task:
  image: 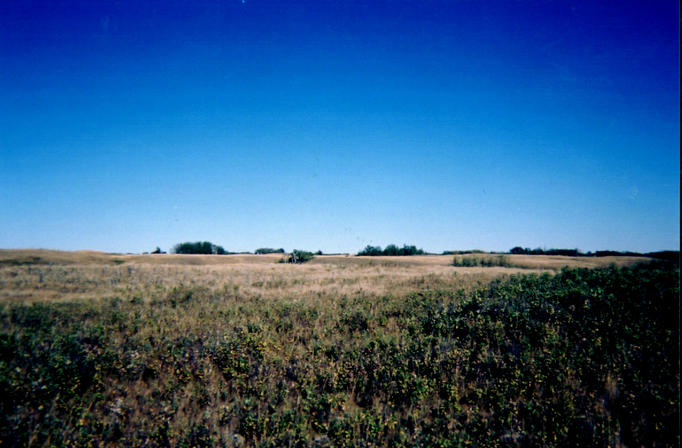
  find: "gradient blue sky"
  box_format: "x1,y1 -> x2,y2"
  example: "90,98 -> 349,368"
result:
1,0 -> 679,253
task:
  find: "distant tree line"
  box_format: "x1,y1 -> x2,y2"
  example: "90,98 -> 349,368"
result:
510,247 -> 582,257
357,244 -> 425,256
442,250 -> 486,255
173,241 -> 228,255
509,247 -> 679,263
161,242 -> 677,265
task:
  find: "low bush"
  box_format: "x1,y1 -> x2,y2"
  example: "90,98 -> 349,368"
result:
453,254 -> 513,267
358,244 -> 425,256
279,250 -> 315,264
255,248 -> 285,254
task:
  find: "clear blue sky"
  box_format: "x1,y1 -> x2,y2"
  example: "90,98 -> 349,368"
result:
1,0 -> 679,254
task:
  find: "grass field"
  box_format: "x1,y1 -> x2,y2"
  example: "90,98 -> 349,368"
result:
0,250 -> 677,447
0,250 -> 648,304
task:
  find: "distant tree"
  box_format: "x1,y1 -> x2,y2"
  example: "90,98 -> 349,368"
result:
151,247 -> 165,254
384,244 -> 399,256
400,245 -> 424,256
173,241 -> 227,255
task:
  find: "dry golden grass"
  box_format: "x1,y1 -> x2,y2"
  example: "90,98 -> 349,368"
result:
0,249 -> 648,304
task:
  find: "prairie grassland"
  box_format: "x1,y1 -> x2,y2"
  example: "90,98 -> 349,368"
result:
0,250 -> 647,304
0,250 -> 676,447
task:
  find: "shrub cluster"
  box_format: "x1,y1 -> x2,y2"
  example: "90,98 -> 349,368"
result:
279,250 -> 315,264
452,254 -> 513,267
173,241 -> 228,255
255,248 -> 285,254
510,247 -> 581,256
358,244 -> 425,256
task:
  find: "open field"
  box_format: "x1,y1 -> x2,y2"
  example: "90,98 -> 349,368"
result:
0,250 -> 650,304
0,250 -> 677,447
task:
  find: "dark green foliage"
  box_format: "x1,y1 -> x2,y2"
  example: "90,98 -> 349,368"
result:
280,250 -> 315,264
173,241 -> 227,255
510,247 -> 680,264
453,254 -> 513,267
443,249 -> 486,255
1,263 -> 677,446
151,247 -> 165,254
510,247 -> 581,256
594,250 -> 679,263
358,245 -> 383,256
255,248 -> 285,254
358,244 -> 425,256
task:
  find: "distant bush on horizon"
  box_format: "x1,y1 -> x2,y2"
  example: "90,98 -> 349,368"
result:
279,250 -> 315,264
509,247 -> 679,264
453,254 -> 513,267
510,247 -> 582,256
442,249 -> 487,255
255,248 -> 285,254
173,241 -> 228,255
358,244 -> 425,256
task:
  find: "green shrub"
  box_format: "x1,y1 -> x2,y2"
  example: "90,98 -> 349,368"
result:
173,241 -> 227,255
255,248 -> 285,254
452,254 -> 512,267
357,244 -> 425,256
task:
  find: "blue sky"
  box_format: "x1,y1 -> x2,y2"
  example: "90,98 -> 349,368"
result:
1,0 -> 679,253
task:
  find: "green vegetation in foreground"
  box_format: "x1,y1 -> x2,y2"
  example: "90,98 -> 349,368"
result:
0,263 -> 678,447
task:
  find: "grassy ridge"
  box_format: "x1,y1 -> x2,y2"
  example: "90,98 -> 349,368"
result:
0,262 -> 678,447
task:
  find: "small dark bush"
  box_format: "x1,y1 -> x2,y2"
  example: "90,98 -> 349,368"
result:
255,248 -> 285,254
453,254 -> 513,267
280,250 -> 315,264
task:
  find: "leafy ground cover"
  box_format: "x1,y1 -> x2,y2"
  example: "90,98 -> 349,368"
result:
0,261 -> 677,447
